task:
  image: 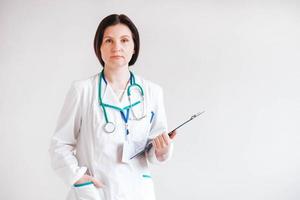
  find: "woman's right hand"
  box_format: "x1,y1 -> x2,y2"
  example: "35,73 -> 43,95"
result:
75,174 -> 105,188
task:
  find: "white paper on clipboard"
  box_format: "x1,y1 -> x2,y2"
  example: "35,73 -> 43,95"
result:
129,111 -> 205,159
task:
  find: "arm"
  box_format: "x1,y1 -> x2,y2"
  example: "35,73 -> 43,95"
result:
146,86 -> 174,164
48,81 -> 87,186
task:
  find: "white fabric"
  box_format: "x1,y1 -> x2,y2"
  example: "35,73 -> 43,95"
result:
49,73 -> 173,200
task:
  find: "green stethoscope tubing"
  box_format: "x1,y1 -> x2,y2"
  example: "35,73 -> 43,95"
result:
98,70 -> 145,133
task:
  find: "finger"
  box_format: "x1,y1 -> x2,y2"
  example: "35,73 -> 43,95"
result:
169,130 -> 177,139
152,140 -> 156,149
169,132 -> 176,139
91,177 -> 105,188
154,138 -> 161,149
74,175 -> 89,185
158,135 -> 165,148
162,133 -> 170,145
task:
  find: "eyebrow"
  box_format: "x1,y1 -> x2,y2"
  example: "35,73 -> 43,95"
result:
103,35 -> 131,39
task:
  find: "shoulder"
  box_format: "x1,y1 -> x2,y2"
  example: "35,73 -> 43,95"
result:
70,73 -> 99,93
134,73 -> 164,96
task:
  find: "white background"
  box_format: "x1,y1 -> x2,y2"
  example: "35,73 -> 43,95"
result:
0,0 -> 300,199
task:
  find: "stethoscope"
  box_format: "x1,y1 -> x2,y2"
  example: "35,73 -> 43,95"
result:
98,70 -> 146,135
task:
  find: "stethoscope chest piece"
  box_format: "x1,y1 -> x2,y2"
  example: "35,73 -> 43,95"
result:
103,122 -> 115,134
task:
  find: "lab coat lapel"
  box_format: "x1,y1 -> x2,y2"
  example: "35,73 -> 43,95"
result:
102,81 -> 123,109
127,75 -> 146,118
101,73 -> 143,111
119,74 -> 143,110
99,78 -> 120,128
104,79 -> 131,109
119,83 -> 131,108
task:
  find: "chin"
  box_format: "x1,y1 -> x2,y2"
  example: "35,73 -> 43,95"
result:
107,62 -> 128,69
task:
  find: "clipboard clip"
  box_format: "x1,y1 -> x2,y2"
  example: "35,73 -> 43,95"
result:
191,111 -> 205,119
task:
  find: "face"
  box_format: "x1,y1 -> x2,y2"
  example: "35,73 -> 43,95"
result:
100,24 -> 135,69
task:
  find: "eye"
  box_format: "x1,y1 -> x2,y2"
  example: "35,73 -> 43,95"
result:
104,39 -> 112,43
121,38 -> 129,43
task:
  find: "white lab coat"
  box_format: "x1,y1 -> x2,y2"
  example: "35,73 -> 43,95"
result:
49,73 -> 173,200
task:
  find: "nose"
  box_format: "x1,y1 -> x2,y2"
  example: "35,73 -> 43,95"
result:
112,41 -> 122,52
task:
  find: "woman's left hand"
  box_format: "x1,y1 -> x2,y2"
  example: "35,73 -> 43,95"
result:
153,131 -> 176,160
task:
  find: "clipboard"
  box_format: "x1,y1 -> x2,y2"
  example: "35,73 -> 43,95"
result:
130,111 -> 205,159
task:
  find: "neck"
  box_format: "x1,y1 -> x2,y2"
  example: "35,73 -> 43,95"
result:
103,66 -> 131,90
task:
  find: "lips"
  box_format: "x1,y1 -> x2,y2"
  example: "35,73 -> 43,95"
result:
110,55 -> 123,59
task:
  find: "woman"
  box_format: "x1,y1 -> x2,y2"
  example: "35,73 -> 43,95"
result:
49,14 -> 176,200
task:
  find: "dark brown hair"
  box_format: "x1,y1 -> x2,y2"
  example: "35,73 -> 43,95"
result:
94,14 -> 140,67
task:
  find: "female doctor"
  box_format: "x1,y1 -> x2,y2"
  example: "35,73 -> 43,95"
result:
49,14 -> 176,200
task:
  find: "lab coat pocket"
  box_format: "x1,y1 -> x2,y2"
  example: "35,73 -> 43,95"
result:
141,174 -> 156,200
73,183 -> 102,200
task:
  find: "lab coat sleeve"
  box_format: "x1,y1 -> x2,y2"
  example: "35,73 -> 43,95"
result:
146,86 -> 174,164
49,81 -> 87,186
